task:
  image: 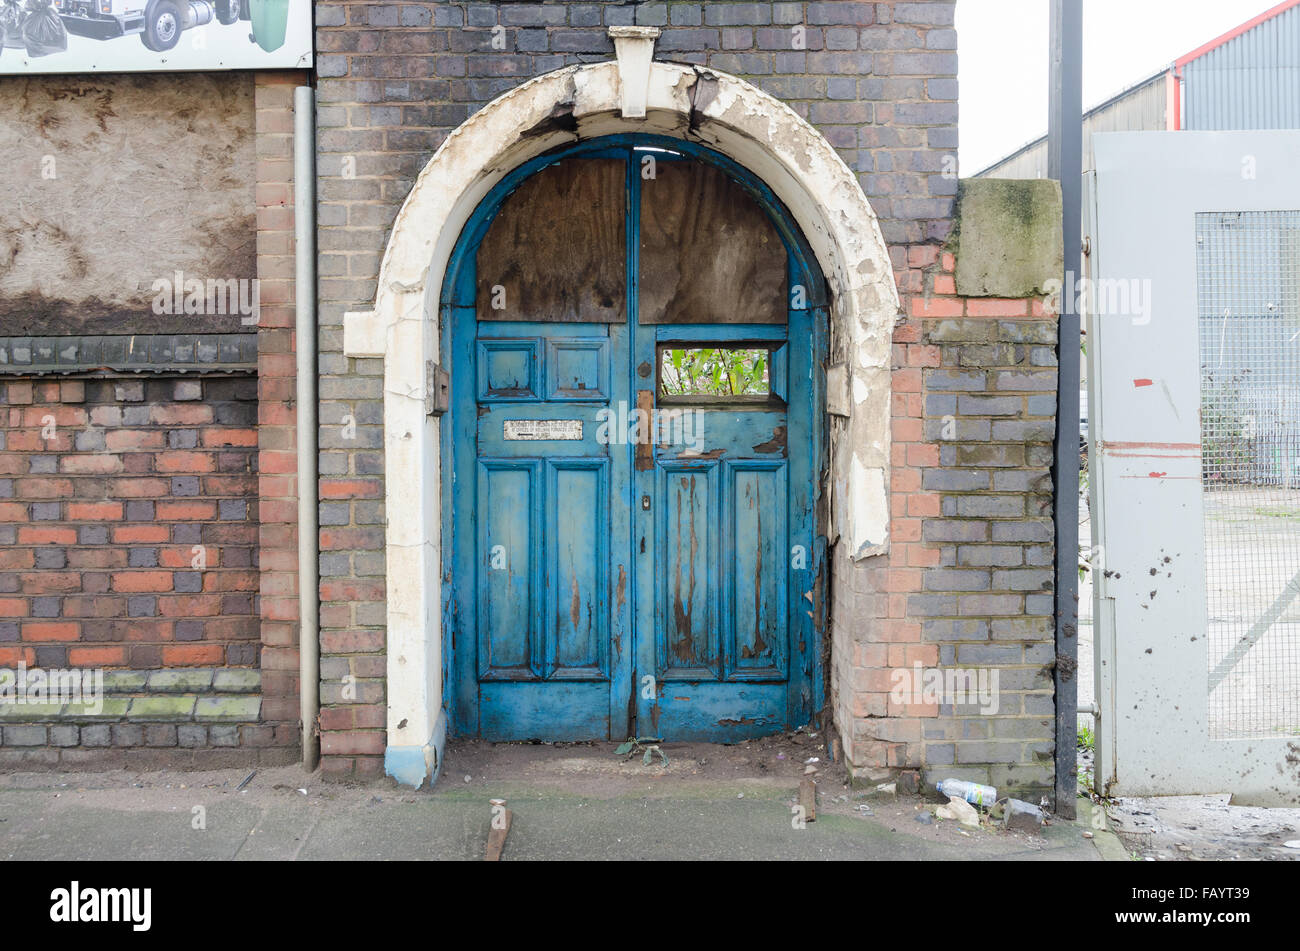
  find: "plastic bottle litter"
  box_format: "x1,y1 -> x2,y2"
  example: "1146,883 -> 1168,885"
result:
935,778 -> 997,807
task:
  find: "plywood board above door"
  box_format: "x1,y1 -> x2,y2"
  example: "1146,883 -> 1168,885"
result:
476,158 -> 627,323
639,160 -> 787,325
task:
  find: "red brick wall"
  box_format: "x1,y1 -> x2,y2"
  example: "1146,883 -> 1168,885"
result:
0,377 -> 259,669
254,72 -> 304,734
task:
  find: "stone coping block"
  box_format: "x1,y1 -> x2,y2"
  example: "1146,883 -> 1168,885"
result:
101,671 -> 148,692
0,333 -> 258,375
950,179 -> 1064,300
147,670 -> 215,693
0,699 -> 129,721
212,670 -> 261,693
127,696 -> 198,720
194,696 -> 262,722
0,694 -> 261,723
102,668 -> 260,695
1,669 -> 262,722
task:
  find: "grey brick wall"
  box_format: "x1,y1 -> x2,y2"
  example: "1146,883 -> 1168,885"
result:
920,314 -> 1058,799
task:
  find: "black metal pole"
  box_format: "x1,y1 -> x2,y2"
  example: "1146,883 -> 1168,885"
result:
1048,0 -> 1083,819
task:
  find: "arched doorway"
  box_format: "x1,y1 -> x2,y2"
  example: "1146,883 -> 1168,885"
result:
342,60 -> 899,786
441,135 -> 828,741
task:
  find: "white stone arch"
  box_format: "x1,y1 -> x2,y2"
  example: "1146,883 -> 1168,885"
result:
343,55 -> 899,788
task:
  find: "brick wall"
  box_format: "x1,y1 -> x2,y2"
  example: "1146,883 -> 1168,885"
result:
832,241 -> 1060,800
0,69 -> 308,768
312,0 -> 1063,798
254,72 -> 305,740
313,0 -> 965,781
0,375 -> 298,767
0,376 -> 259,667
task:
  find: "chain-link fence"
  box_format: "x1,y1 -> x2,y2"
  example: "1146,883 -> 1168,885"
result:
1196,210 -> 1300,740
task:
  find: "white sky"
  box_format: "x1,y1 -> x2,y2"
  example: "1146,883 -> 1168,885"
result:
957,0 -> 1285,173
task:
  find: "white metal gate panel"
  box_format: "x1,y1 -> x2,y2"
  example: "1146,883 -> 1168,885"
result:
1089,131 -> 1300,806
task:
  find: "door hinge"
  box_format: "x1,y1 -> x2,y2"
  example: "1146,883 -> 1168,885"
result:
426,361 -> 450,416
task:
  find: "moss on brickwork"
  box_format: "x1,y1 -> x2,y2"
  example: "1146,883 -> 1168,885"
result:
949,179 -> 1064,299
147,670 -> 215,693
128,697 -> 198,720
195,697 -> 262,721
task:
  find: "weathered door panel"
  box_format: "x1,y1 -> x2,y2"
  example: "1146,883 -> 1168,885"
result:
467,323 -> 621,739
633,322 -> 804,738
656,460 -> 721,680
479,682 -> 611,741
475,459 -> 543,679
546,459 -> 609,679
644,682 -> 790,741
724,460 -> 789,681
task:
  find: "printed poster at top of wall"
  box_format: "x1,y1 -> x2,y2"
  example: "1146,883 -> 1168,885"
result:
0,0 -> 312,74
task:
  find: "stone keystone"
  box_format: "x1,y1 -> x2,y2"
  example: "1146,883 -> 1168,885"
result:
608,26 -> 660,119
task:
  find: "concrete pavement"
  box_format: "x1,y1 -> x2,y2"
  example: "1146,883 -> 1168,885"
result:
0,746 -> 1121,861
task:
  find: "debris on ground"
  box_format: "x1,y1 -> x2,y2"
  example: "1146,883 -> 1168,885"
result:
1105,794 -> 1300,860
935,796 -> 981,829
798,778 -> 817,822
935,777 -> 997,807
484,799 -> 512,862
614,737 -> 670,767
1001,797 -> 1045,834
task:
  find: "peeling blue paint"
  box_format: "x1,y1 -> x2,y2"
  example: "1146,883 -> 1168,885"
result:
384,714 -> 446,788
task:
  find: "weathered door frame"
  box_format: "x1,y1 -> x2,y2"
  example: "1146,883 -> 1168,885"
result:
341,59 -> 900,789
439,134 -> 829,742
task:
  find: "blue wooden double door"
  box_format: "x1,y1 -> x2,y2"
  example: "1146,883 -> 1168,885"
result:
445,138 -> 825,742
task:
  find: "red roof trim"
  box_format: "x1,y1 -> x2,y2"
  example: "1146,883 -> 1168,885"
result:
1175,0 -> 1300,68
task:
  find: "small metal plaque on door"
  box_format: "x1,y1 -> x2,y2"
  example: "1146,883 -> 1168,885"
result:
503,419 -> 583,441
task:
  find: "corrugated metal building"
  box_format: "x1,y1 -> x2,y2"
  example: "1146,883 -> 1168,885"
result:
978,0 -> 1300,178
